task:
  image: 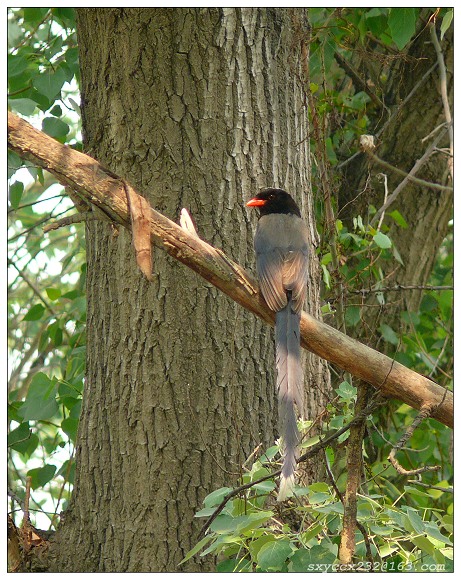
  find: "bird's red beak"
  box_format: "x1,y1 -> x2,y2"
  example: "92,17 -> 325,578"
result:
246,198 -> 267,207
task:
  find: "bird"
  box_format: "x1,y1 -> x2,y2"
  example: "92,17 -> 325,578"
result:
246,188 -> 309,501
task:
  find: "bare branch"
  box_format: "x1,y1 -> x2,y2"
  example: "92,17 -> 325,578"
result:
388,403 -> 441,476
348,284 -> 453,295
7,112 -> 453,429
369,127 -> 451,226
43,211 -> 100,232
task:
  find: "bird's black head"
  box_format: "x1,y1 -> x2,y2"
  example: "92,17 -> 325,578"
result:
246,188 -> 301,217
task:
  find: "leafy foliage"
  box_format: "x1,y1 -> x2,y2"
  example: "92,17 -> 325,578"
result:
8,7 -> 84,529
182,438 -> 453,572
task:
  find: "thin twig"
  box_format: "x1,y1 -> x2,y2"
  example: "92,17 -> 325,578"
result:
23,476 -> 32,526
8,260 -> 56,314
407,480 -> 453,493
376,173 -> 388,231
388,403 -> 441,475
8,488 -> 26,513
348,284 -> 453,295
334,50 -> 384,109
365,145 -> 452,194
370,127 -> 451,226
338,383 -> 370,564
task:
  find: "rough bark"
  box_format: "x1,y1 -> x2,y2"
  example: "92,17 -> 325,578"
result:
48,8 -> 329,572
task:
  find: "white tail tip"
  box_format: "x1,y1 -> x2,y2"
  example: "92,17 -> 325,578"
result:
277,473 -> 295,501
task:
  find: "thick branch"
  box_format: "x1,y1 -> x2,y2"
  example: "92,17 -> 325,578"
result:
8,112 -> 453,428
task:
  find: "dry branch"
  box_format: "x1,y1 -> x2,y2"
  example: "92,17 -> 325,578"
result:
8,111 -> 453,428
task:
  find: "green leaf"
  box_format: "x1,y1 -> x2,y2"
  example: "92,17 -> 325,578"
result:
345,305 -> 361,327
389,209 -> 408,228
8,150 -> 23,179
203,486 -> 233,508
440,9 -> 453,40
253,480 -> 276,493
27,464 -> 57,490
321,264 -> 331,289
424,522 -> 453,545
45,287 -> 61,301
373,231 -> 392,249
33,67 -> 67,101
24,7 -> 49,23
321,252 -> 332,266
8,98 -> 37,115
19,373 -> 59,421
50,104 -> 63,117
336,381 -> 357,401
61,418 -> 79,442
42,117 -> 70,139
379,323 -> 399,345
257,539 -> 292,571
235,511 -> 274,534
288,545 -> 336,571
392,244 -> 404,265
178,535 -> 213,565
216,558 -> 251,572
23,303 -> 45,321
411,534 -> 435,556
405,508 -> 425,534
9,181 -> 24,209
388,8 -> 417,50
8,422 -> 31,447
8,54 -> 29,78
249,533 -> 277,560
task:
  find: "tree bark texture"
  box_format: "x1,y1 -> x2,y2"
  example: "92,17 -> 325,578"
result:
51,8 -> 329,572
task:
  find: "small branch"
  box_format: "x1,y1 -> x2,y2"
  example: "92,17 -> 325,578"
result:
421,121 -> 450,143
43,211 -> 99,232
348,284 -> 453,295
7,112 -> 453,428
376,173 -> 388,231
369,127 -> 452,226
8,260 -> 56,315
338,384 -> 370,565
334,50 -> 384,109
8,487 -> 26,513
366,149 -> 452,193
388,403 -> 441,476
407,480 -> 453,493
429,22 -> 453,181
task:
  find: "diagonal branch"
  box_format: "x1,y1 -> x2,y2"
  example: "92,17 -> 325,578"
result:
7,111 -> 453,429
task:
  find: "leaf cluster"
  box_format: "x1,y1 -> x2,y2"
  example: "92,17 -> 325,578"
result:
184,439 -> 453,572
8,7 -> 84,529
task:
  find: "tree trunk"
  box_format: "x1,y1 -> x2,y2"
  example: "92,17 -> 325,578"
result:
51,8 -> 329,572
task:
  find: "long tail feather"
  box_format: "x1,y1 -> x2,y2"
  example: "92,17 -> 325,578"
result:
275,296 -> 303,501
